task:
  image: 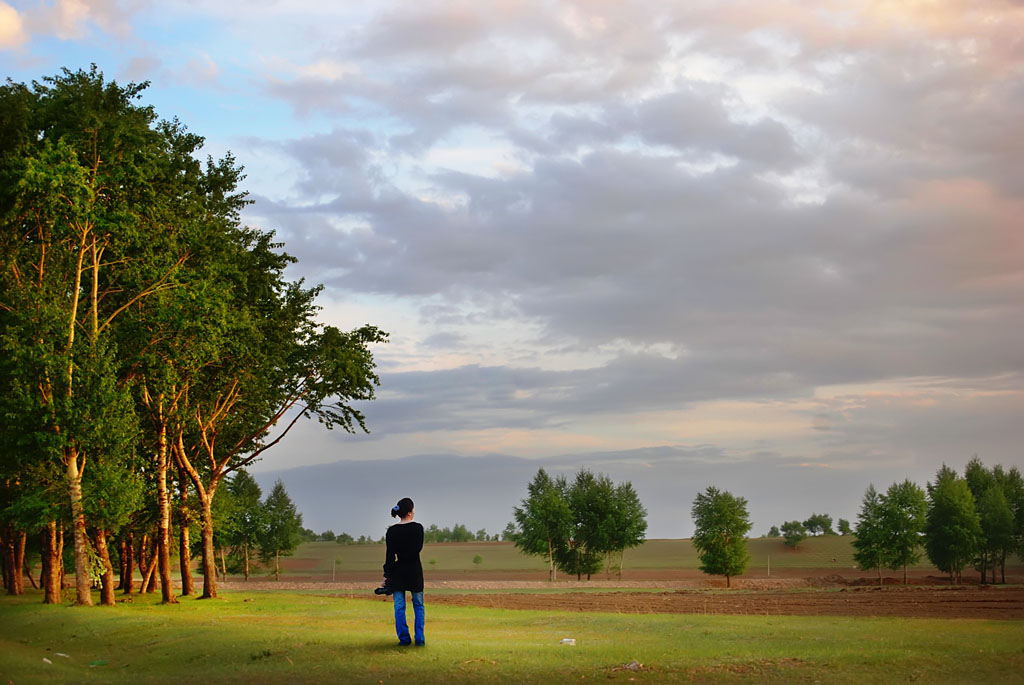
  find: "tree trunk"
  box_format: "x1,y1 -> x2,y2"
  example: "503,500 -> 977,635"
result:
41,522 -> 62,604
274,550 -> 280,581
58,524 -> 66,589
178,479 -> 193,596
14,530 -> 26,595
547,539 -> 555,582
199,494 -> 218,598
140,538 -> 158,593
1,525 -> 13,593
137,533 -> 148,588
24,548 -> 38,590
220,546 -> 227,580
94,529 -> 116,606
66,449 -> 93,605
903,564 -> 907,586
243,542 -> 250,581
122,532 -> 134,595
155,423 -> 178,604
726,574 -> 732,588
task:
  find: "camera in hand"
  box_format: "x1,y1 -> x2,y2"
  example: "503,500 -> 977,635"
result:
373,578 -> 393,595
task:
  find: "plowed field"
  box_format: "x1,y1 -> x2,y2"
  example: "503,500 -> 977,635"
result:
424,585 -> 1024,619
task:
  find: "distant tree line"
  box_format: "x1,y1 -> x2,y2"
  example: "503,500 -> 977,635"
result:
692,457 -> 1023,587
300,524 -> 505,545
512,468 -> 647,580
0,68 -> 385,606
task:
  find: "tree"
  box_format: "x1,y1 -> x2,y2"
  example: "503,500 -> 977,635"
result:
0,68 -> 190,605
691,487 -> 752,588
560,470 -> 613,580
994,466 -> 1024,583
853,485 -> 887,584
803,513 -> 834,536
224,469 -> 264,580
513,469 -> 573,581
976,483 -> 1014,584
501,522 -> 518,541
780,521 -> 807,548
837,518 -> 852,536
259,480 -> 302,581
925,465 -> 981,584
603,481 -> 647,577
766,525 -> 781,538
881,480 -> 927,584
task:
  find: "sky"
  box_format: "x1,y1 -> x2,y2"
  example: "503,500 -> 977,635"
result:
3,0 -> 1022,538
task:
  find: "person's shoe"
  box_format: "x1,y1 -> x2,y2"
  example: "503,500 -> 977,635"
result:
398,640 -> 412,647
415,641 -> 425,647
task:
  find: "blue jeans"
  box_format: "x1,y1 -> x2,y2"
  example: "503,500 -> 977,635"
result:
393,591 -> 425,645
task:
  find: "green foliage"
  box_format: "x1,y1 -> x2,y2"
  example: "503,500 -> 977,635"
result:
690,486 -> 752,585
258,480 -> 303,578
880,480 -> 927,580
766,525 -> 781,538
423,523 -> 476,543
472,554 -> 483,566
837,518 -> 852,536
925,465 -> 981,582
780,520 -> 807,548
514,468 -> 647,580
802,513 -> 835,536
513,469 -> 573,579
853,485 -> 886,576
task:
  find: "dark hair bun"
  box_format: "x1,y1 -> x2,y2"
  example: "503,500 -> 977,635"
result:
392,497 -> 414,518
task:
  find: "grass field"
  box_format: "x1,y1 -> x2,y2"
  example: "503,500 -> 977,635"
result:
281,536 -> 934,579
2,589 -> 1022,683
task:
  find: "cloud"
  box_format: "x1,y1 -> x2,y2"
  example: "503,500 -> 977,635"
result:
24,0 -> 141,41
0,2 -> 27,49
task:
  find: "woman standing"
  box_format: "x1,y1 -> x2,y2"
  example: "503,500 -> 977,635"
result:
383,497 -> 425,646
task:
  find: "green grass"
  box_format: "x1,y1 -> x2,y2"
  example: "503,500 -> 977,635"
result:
2,589 -> 1022,683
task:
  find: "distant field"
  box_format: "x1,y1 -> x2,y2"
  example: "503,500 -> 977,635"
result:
276,536 -> 942,580
3,589 -> 1022,683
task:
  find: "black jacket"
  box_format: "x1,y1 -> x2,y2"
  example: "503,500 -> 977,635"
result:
383,521 -> 424,593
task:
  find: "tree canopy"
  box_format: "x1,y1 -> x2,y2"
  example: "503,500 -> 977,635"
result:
691,486 -> 752,587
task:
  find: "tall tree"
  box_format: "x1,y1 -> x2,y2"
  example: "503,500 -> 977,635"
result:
603,481 -> 648,577
225,470 -> 264,581
513,469 -> 572,581
691,486 -> 752,588
258,480 -> 302,581
925,465 -> 981,584
880,480 -> 927,584
852,484 -> 887,585
0,68 -> 185,604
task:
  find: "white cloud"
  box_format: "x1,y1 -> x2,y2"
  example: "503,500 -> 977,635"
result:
0,2 -> 26,49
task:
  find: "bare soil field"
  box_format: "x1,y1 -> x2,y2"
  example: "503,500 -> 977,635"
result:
222,567 -> 1024,620
424,585 -> 1024,620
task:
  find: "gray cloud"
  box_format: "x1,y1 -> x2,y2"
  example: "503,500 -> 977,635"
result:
235,0 -> 1024,479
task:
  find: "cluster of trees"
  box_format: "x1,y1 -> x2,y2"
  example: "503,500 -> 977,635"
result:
0,68 -> 385,606
767,513 -> 852,548
215,472 -> 304,582
512,468 -> 647,580
854,458 -> 1023,585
